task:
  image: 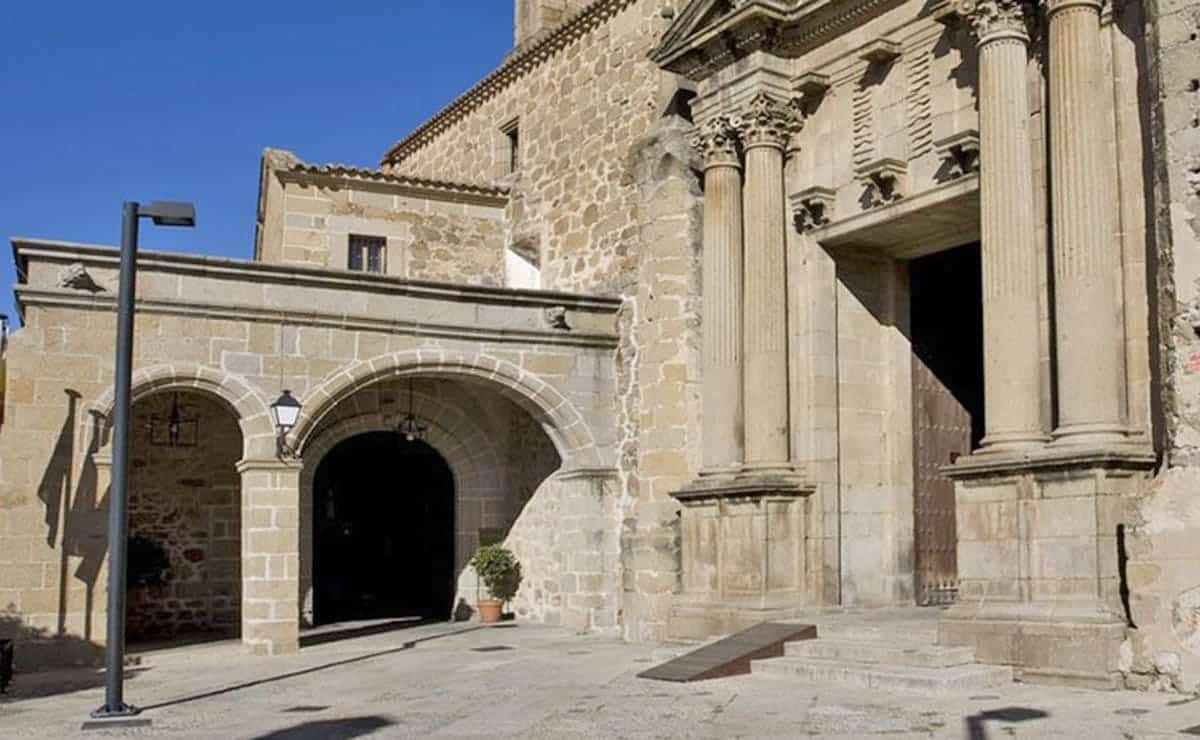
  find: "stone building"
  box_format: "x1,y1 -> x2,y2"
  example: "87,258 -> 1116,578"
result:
1,0 -> 1198,692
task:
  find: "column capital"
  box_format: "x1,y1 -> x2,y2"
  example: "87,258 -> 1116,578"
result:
960,0 -> 1037,43
1043,0 -> 1103,15
690,114 -> 742,169
735,92 -> 804,151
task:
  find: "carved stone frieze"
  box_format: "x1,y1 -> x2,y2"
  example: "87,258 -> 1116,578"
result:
690,114 -> 742,167
959,0 -> 1036,40
735,93 -> 804,149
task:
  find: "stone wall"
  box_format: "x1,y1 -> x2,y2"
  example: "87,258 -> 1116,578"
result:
381,0 -> 701,642
256,150 -> 507,285
127,391 -> 242,642
1124,0 -> 1200,693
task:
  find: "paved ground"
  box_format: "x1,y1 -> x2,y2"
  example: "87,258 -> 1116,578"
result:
1,622 -> 1198,739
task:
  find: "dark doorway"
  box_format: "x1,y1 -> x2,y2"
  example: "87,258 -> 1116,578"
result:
910,242 -> 984,606
312,433 -> 455,625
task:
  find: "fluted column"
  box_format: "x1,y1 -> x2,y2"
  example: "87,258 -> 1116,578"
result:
964,0 -> 1047,450
1046,0 -> 1125,444
737,93 -> 802,472
693,116 -> 745,474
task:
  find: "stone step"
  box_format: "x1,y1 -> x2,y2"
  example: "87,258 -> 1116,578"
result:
784,638 -> 977,668
812,621 -> 940,644
751,656 -> 1013,693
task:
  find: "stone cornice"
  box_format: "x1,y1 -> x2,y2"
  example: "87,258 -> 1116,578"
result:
263,148 -> 507,207
11,239 -> 622,314
380,0 -> 640,167
942,444 -> 1157,479
14,286 -> 620,350
654,0 -> 909,81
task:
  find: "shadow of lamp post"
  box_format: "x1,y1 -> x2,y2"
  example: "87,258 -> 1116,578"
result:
91,201 -> 195,724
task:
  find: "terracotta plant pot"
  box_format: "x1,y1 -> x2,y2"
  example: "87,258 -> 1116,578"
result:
477,599 -> 502,624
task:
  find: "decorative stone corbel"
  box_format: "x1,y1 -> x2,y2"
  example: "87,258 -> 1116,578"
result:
858,38 -> 902,66
57,263 -> 105,293
855,157 -> 907,207
544,306 -> 571,331
790,186 -> 836,232
793,72 -> 831,115
934,129 -> 981,179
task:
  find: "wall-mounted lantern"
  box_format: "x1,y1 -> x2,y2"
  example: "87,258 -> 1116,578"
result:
270,390 -> 302,457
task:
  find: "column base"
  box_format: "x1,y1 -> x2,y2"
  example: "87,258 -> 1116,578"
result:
940,602 -> 1127,689
977,431 -> 1049,453
1050,422 -> 1132,448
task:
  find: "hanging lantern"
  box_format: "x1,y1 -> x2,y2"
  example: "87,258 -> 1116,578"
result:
147,393 -> 198,448
397,379 -> 427,442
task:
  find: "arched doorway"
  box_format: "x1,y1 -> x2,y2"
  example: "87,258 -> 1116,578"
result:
126,390 -> 243,645
312,433 -> 456,625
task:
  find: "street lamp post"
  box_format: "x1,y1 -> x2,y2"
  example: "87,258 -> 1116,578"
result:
92,201 -> 195,722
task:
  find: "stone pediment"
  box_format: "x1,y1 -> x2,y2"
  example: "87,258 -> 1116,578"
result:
653,0 -> 909,81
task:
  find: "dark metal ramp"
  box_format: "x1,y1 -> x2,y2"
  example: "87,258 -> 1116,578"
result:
638,622 -> 817,682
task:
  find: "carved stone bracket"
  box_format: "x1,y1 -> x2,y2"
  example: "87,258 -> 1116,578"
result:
793,72 -> 831,114
858,38 -> 902,66
544,306 -> 571,331
856,157 -> 907,208
790,186 -> 837,232
736,92 -> 805,149
934,129 -> 981,179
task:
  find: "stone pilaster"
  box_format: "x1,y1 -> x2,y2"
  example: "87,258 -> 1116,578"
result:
963,0 -> 1047,450
692,115 -> 745,475
1045,0 -> 1126,445
238,459 -> 301,656
736,93 -> 802,472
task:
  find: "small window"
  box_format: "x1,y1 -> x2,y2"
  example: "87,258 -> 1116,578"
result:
348,235 -> 386,274
502,119 -> 520,173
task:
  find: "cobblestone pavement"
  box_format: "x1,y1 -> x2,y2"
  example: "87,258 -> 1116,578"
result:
1,623 -> 1197,739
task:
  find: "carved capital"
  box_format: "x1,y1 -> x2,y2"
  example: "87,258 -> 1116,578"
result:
1044,0 -> 1104,15
735,93 -> 804,150
959,0 -> 1036,42
690,114 -> 742,168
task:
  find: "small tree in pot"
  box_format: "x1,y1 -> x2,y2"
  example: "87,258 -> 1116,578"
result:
469,544 -> 522,624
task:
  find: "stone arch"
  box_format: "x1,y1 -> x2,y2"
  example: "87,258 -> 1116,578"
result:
297,377 -> 562,625
90,363 -> 276,459
291,349 -> 601,469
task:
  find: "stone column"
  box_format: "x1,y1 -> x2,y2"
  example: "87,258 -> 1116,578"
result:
1045,0 -> 1125,444
965,0 -> 1046,450
238,459 -> 301,656
737,93 -> 802,472
692,115 -> 745,475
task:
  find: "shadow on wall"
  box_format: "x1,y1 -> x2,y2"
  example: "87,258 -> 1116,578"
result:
0,609 -> 110,697
20,390 -> 109,670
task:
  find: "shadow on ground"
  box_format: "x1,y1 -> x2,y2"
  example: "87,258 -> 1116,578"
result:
964,706 -> 1049,740
143,624 -> 484,712
250,715 -> 395,739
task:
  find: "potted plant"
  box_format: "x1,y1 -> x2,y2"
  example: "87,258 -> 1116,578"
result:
469,544 -> 522,624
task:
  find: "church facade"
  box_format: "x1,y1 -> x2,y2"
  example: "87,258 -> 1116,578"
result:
1,0 -> 1198,691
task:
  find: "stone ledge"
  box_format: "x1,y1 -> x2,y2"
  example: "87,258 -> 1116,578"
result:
671,474 -> 815,503
942,444 -> 1157,480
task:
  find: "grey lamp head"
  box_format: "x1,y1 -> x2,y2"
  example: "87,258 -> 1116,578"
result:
139,201 -> 196,227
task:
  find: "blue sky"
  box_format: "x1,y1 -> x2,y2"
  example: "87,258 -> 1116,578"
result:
0,2 -> 514,323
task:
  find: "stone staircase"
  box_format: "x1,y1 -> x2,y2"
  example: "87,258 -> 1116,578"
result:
750,614 -> 1013,693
